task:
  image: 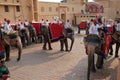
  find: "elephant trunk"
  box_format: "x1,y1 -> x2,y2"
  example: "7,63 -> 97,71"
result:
69,37 -> 74,51
17,37 -> 22,61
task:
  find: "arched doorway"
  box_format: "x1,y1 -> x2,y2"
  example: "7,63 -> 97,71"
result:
61,14 -> 66,22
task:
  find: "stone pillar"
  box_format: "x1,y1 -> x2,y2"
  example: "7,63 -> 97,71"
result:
30,0 -> 34,21
33,0 -> 38,21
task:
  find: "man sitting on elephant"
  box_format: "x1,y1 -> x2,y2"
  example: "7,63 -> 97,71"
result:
64,20 -> 73,33
88,19 -> 105,57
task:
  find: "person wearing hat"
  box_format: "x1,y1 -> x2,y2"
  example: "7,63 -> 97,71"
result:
88,19 -> 100,35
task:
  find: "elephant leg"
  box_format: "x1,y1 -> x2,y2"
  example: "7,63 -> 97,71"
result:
115,42 -> 120,58
47,35 -> 52,50
48,42 -> 52,50
38,35 -> 43,43
88,54 -> 91,80
17,46 -> 22,61
4,44 -> 10,61
109,43 -> 113,55
34,31 -> 38,43
96,55 -> 104,69
34,35 -> 38,43
25,33 -> 29,46
42,35 -> 47,50
60,40 -> 64,51
16,37 -> 22,61
64,39 -> 68,51
21,36 -> 26,47
88,53 -> 96,80
43,42 -> 47,50
78,26 -> 80,34
91,54 -> 96,72
32,37 -> 35,42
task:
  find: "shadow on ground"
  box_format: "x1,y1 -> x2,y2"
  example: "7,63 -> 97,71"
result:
61,55 -> 118,80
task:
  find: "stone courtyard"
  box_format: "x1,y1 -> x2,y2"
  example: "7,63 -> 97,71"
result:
6,28 -> 119,80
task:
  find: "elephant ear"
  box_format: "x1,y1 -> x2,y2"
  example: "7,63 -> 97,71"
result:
62,28 -> 74,38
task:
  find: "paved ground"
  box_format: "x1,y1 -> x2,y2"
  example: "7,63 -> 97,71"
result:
6,27 -> 119,80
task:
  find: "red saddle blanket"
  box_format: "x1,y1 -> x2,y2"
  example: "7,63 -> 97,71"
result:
79,21 -> 86,29
49,24 -> 64,42
103,34 -> 112,55
32,23 -> 41,35
0,40 -> 4,56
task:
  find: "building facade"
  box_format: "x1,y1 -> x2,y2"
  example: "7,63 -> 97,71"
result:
94,0 -> 120,20
0,0 -> 87,24
38,0 -> 86,25
0,0 -> 37,22
0,0 -> 119,24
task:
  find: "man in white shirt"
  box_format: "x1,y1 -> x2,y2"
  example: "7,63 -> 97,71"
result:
116,20 -> 120,31
89,20 -> 100,35
64,20 -> 73,33
24,20 -> 29,27
45,20 -> 50,27
40,19 -> 45,26
4,20 -> 13,35
64,20 -> 71,29
19,22 -> 26,30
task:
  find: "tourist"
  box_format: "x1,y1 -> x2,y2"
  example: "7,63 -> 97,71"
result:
4,20 -> 13,35
88,19 -> 100,35
40,19 -> 45,26
64,20 -> 73,33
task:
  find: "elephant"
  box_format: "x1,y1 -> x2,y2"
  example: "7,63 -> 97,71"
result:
109,31 -> 120,58
18,28 -> 30,47
2,31 -> 22,61
27,24 -> 38,44
41,25 -> 74,51
78,21 -> 88,34
60,28 -> 74,51
84,35 -> 104,80
41,25 -> 52,50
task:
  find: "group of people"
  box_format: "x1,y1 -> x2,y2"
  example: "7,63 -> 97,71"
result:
40,18 -> 72,32
87,16 -> 120,36
86,16 -> 120,58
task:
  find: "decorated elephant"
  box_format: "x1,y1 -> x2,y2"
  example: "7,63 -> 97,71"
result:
109,31 -> 120,57
2,31 -> 22,61
84,35 -> 104,80
41,24 -> 74,51
60,28 -> 74,51
18,27 -> 30,47
27,23 -> 38,44
41,25 -> 52,50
